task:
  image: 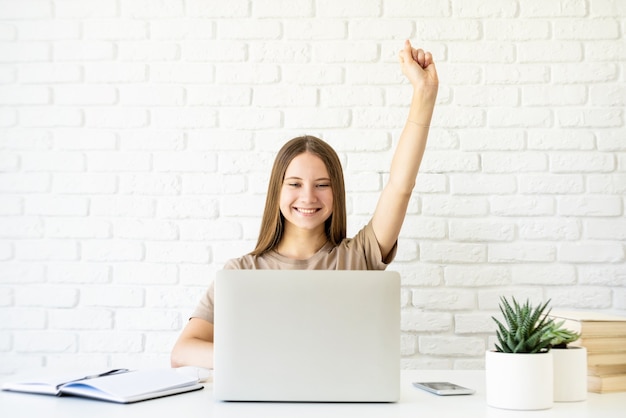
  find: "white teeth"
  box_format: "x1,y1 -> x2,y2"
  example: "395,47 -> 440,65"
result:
297,208 -> 317,214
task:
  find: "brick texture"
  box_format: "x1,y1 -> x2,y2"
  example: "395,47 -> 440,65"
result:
1,0 -> 625,374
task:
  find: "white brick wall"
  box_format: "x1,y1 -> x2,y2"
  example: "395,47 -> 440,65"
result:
0,0 -> 625,374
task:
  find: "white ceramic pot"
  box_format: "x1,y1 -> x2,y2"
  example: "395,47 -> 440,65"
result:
552,346 -> 587,402
485,350 -> 554,410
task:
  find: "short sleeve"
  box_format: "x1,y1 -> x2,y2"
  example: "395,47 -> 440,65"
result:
190,280 -> 215,323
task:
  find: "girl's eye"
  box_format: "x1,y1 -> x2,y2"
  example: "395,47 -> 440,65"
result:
316,184 -> 330,188
288,183 -> 300,187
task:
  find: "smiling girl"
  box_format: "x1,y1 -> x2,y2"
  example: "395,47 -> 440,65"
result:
171,40 -> 439,369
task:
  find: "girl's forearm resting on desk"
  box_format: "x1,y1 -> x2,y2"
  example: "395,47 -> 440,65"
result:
171,318 -> 215,369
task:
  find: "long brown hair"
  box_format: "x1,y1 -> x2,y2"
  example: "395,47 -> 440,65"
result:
250,136 -> 347,256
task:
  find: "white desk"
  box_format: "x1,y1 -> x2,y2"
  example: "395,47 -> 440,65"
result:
1,370 -> 624,418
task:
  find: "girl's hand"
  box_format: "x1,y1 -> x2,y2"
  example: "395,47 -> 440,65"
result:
398,40 -> 438,98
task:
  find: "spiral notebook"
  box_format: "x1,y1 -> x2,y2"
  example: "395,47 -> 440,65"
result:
2,368 -> 203,403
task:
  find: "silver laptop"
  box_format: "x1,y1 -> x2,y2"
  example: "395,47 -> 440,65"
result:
213,269 -> 401,402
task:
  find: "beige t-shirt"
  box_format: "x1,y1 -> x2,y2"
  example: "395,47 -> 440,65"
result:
191,220 -> 397,323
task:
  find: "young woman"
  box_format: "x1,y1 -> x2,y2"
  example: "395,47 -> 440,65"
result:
170,40 -> 438,369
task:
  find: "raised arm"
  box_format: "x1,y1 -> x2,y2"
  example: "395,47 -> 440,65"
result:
372,40 -> 439,260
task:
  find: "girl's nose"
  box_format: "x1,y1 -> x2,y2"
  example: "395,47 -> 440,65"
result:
299,184 -> 317,202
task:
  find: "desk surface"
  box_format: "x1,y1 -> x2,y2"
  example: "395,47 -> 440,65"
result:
1,370 -> 624,418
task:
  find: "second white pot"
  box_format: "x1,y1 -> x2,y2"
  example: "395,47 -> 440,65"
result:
553,346 -> 587,402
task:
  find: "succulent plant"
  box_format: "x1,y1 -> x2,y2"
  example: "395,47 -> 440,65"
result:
545,320 -> 581,348
492,296 -> 555,354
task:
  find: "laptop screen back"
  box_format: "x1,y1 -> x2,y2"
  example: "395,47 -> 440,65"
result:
213,269 -> 401,402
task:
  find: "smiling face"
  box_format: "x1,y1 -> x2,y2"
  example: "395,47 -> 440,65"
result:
251,136 -> 346,256
279,152 -> 334,234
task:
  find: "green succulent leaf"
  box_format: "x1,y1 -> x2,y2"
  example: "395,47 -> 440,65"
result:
545,320 -> 581,347
492,296 -> 555,354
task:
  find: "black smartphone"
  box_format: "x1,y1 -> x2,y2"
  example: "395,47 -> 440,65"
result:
412,381 -> 475,396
